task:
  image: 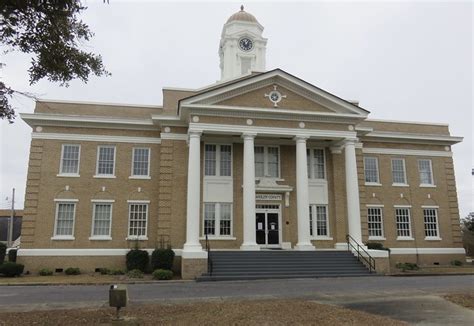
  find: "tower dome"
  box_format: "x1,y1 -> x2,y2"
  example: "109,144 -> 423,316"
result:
226,5 -> 259,24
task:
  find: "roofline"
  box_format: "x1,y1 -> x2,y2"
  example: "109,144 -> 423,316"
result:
365,118 -> 449,127
37,99 -> 163,109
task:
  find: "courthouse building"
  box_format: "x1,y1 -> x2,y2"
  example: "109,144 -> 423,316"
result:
18,7 -> 465,279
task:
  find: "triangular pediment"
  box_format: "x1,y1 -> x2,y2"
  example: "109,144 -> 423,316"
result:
179,69 -> 369,117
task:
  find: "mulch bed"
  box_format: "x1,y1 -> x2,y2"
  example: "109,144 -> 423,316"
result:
443,293 -> 474,310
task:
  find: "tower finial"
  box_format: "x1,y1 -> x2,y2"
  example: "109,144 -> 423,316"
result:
240,5 -> 244,11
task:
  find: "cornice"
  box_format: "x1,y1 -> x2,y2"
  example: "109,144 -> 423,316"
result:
362,147 -> 452,157
364,131 -> 463,145
31,132 -> 161,144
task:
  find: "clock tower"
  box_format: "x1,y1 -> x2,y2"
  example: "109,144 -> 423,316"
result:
219,6 -> 267,81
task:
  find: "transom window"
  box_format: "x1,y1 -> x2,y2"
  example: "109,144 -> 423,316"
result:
204,203 -> 233,237
423,208 -> 440,238
60,144 -> 80,175
91,203 -> 112,238
418,159 -> 434,185
128,203 -> 148,238
364,157 -> 380,184
132,148 -> 150,177
97,146 -> 116,176
391,158 -> 407,184
204,144 -> 232,177
367,207 -> 384,238
54,202 -> 76,237
255,146 -> 279,178
395,207 -> 412,238
309,205 -> 329,237
307,148 -> 326,179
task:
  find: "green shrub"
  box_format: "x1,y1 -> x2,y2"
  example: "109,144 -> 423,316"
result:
0,243 -> 6,264
8,249 -> 17,262
65,267 -> 81,275
127,269 -> 144,279
151,248 -> 175,270
366,242 -> 390,252
395,262 -> 419,272
126,249 -> 149,272
0,262 -> 24,277
99,268 -> 110,275
152,269 -> 173,280
109,269 -> 125,275
39,268 -> 53,276
451,260 -> 463,266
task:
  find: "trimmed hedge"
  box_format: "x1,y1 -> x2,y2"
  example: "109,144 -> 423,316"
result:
65,267 -> 81,275
39,268 -> 53,276
151,248 -> 175,270
366,242 -> 390,252
451,260 -> 463,266
8,249 -> 17,262
0,262 -> 24,277
127,269 -> 144,279
152,269 -> 173,280
395,262 -> 419,271
0,243 -> 6,264
126,249 -> 149,272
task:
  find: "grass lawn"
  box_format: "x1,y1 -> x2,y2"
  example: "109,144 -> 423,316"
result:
0,299 -> 407,325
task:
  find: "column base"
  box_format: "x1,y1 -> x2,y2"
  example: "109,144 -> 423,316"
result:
182,243 -> 206,259
334,242 -> 349,250
240,243 -> 261,251
294,243 -> 315,251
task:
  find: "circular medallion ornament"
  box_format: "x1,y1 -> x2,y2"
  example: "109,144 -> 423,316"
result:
239,37 -> 253,51
36,126 -> 43,132
246,119 -> 253,125
348,125 -> 354,131
192,116 -> 200,123
299,122 -> 305,129
164,127 -> 171,133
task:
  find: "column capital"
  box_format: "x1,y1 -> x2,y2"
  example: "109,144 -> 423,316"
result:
188,130 -> 202,138
343,138 -> 358,146
241,132 -> 257,140
294,134 -> 309,142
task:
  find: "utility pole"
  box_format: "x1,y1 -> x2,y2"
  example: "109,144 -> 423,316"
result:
7,188 -> 15,248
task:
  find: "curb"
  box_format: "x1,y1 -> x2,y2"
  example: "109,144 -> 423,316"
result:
389,273 -> 474,277
0,279 -> 192,286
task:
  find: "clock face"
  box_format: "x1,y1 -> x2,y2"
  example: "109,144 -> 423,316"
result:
239,38 -> 253,51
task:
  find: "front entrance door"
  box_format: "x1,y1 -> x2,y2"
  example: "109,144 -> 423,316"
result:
256,205 -> 281,248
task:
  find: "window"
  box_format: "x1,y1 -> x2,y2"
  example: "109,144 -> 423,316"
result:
423,208 -> 440,239
309,205 -> 329,237
204,144 -> 232,177
395,207 -> 412,238
418,159 -> 434,185
132,148 -> 150,177
367,207 -> 384,238
391,158 -> 407,184
128,203 -> 148,238
59,144 -> 80,175
91,203 -> 112,238
307,148 -> 326,179
54,202 -> 76,238
364,157 -> 380,184
96,146 -> 116,176
203,203 -> 233,237
254,146 -> 279,178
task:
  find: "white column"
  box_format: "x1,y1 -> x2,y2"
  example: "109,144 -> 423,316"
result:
344,138 -> 363,244
294,135 -> 315,250
183,130 -> 204,255
240,133 -> 260,250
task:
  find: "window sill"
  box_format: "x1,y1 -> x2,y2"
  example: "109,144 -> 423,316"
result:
311,236 -> 333,241
129,176 -> 151,180
255,177 -> 284,182
420,184 -> 436,188
365,182 -> 382,187
369,236 -> 386,241
199,236 -> 236,241
126,236 -> 148,241
425,237 -> 442,241
57,174 -> 80,178
396,237 -> 414,241
94,175 -> 116,179
89,236 -> 112,241
51,236 -> 75,241
392,183 -> 409,187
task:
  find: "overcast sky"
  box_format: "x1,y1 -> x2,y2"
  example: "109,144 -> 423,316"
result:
0,0 -> 472,217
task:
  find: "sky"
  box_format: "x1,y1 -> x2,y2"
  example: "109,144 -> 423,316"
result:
0,0 -> 473,218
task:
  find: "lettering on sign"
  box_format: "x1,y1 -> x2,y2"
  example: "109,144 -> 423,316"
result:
256,194 -> 282,201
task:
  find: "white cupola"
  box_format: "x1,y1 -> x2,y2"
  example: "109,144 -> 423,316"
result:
219,5 -> 267,81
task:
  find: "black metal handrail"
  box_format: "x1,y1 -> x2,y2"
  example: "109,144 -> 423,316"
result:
346,234 -> 375,273
205,233 -> 213,276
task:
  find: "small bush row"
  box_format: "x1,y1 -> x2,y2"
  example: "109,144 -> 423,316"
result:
0,262 -> 24,277
395,262 -> 419,271
99,268 -> 125,275
126,248 -> 175,273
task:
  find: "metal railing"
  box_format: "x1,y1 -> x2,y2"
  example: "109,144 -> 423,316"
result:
346,234 -> 375,273
205,233 -> 213,276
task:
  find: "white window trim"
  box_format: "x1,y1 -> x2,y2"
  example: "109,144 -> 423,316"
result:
364,156 -> 381,185
89,202 -> 113,240
126,201 -> 149,240
307,147 -> 326,180
130,147 -> 151,179
94,145 -> 116,178
418,159 -> 435,187
394,206 -> 413,240
391,157 -> 408,186
203,143 -> 233,178
58,144 -> 81,177
422,207 -> 442,241
254,145 -> 281,179
52,201 -> 77,240
202,202 -> 234,238
309,205 -> 331,240
367,206 -> 385,240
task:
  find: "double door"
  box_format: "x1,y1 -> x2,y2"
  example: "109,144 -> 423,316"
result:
255,205 -> 281,248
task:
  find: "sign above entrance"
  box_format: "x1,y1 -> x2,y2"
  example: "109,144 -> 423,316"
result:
256,194 -> 282,201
